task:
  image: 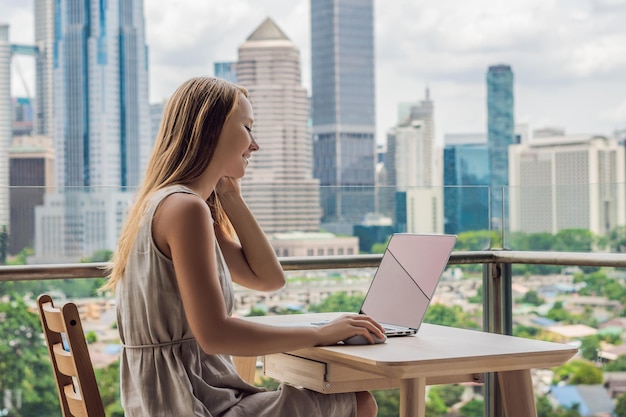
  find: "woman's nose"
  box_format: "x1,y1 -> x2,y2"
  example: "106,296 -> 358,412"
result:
250,137 -> 260,151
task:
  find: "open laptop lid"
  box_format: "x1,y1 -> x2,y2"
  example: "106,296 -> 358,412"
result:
360,233 -> 457,331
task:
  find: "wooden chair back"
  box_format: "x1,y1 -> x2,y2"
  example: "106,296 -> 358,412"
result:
37,294 -> 106,417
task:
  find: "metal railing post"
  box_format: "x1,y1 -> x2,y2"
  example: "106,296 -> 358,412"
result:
483,255 -> 513,417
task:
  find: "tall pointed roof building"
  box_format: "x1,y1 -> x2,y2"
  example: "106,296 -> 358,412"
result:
236,18 -> 322,233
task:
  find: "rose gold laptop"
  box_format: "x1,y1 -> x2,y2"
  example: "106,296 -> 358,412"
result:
358,233 -> 457,336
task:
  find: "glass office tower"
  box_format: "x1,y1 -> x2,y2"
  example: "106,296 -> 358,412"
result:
214,62 -> 237,83
487,64 -> 514,230
311,0 -> 376,226
53,0 -> 150,188
32,0 -> 150,262
443,134 -> 490,234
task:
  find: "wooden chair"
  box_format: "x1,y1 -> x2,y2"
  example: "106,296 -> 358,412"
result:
37,294 -> 105,417
232,356 -> 257,384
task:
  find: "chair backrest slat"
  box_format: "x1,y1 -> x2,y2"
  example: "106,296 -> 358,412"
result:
42,303 -> 67,333
64,384 -> 89,417
53,343 -> 78,376
37,294 -> 106,417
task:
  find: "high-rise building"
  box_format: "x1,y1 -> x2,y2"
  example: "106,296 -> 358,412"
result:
32,0 -> 150,262
214,62 -> 237,83
12,97 -> 34,136
9,135 -> 55,255
1,26 -> 41,235
311,0 -> 376,226
149,100 -> 166,144
35,0 -> 55,136
236,17 -> 322,233
487,64 -> 514,230
0,24 -> 11,230
443,133 -> 490,234
509,135 -> 626,235
386,90 -> 441,233
52,0 -> 150,188
391,90 -> 437,187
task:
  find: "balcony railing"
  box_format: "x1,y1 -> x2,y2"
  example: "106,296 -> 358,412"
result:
3,250 -> 626,417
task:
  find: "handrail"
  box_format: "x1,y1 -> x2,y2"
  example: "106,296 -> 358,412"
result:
3,249 -> 625,417
2,250 -> 626,282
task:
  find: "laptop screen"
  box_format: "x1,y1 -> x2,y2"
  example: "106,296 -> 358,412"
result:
360,234 -> 457,330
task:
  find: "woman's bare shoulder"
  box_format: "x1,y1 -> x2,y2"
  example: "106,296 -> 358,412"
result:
153,191 -> 212,236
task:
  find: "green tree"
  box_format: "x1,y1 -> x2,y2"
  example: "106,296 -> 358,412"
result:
459,398 -> 484,417
246,306 -> 267,316
546,301 -> 571,322
553,360 -> 603,385
603,225 -> 626,253
81,249 -> 114,263
257,376 -> 280,390
0,224 -> 8,264
6,247 -> 33,266
513,324 -> 541,339
0,297 -> 60,415
574,271 -> 609,296
553,229 -> 594,252
579,335 -> 600,361
85,330 -> 98,344
372,389 -> 400,417
603,355 -> 626,371
371,242 -> 389,254
615,391 -> 626,417
509,231 -> 556,251
426,389 -> 447,415
424,304 -> 480,329
536,395 -> 556,417
456,230 -> 500,251
517,290 -> 545,306
95,359 -> 122,414
309,292 -> 364,313
430,384 -> 465,408
468,284 -> 483,304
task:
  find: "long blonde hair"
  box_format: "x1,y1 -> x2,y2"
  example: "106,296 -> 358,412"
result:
104,77 -> 248,290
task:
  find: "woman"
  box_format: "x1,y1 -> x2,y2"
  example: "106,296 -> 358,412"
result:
106,77 -> 384,416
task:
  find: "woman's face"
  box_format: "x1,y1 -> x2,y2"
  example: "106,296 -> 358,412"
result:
214,94 -> 259,178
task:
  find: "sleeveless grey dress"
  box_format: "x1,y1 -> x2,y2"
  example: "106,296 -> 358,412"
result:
116,185 -> 357,416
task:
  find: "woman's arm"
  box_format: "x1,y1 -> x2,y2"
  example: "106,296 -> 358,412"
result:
153,192 -> 384,356
214,176 -> 285,292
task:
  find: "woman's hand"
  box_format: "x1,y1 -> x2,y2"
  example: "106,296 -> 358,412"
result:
315,314 -> 386,346
215,176 -> 241,198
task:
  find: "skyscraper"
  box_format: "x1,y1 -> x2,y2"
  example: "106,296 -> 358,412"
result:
52,0 -> 150,188
0,24 -> 10,230
487,64 -> 514,230
35,0 -> 55,137
0,25 -> 41,236
311,0 -> 376,226
443,133 -> 490,234
509,135 -> 625,235
9,135 -> 55,255
236,18 -> 321,233
32,0 -> 151,262
214,62 -> 237,83
386,91 -> 442,234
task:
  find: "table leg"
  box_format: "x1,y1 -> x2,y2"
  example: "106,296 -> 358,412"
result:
497,369 -> 537,417
400,377 -> 426,417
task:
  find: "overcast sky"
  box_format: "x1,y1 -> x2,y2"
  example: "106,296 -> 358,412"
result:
2,0 -> 626,144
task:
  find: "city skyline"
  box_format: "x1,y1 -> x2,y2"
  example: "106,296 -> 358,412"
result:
2,0 -> 625,146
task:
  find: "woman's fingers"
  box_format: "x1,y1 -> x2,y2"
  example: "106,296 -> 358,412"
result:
341,314 -> 386,338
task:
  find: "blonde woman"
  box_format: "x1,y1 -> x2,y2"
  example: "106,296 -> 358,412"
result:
106,77 -> 383,417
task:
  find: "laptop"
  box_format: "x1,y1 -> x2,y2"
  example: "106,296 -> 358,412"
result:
352,233 -> 457,336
